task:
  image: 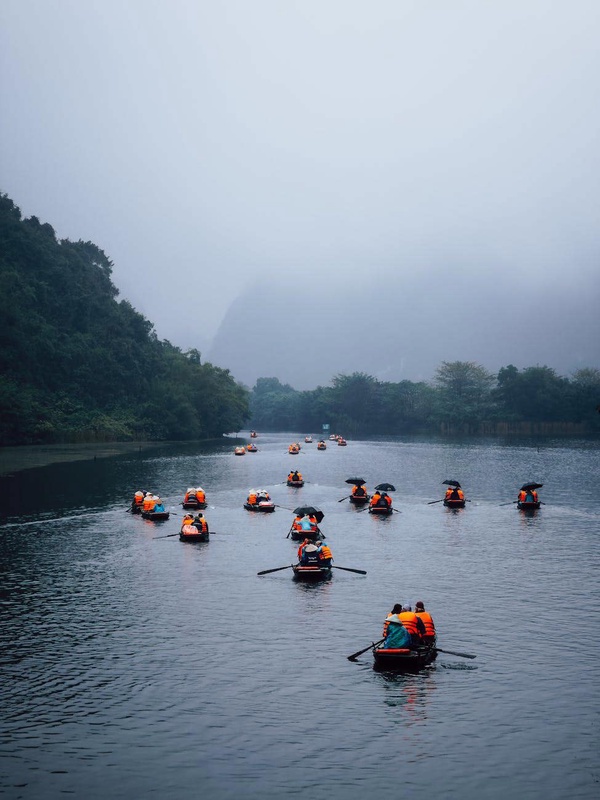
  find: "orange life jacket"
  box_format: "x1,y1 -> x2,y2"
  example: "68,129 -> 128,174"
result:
143,496 -> 155,511
319,544 -> 332,560
370,493 -> 381,506
194,518 -> 208,532
398,611 -> 421,636
518,490 -> 527,502
415,611 -> 435,638
196,490 -> 205,503
248,494 -> 257,505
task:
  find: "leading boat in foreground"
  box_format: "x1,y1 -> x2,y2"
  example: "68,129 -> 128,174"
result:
372,643 -> 437,671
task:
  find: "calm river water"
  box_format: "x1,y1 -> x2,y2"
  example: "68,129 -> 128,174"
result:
1,433 -> 598,799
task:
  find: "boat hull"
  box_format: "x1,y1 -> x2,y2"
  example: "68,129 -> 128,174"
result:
287,480 -> 304,487
141,511 -> 170,521
179,531 -> 209,542
349,495 -> 369,505
289,527 -> 321,542
373,644 -> 437,671
244,502 -> 276,513
368,506 -> 393,515
292,564 -> 332,581
444,499 -> 465,509
518,501 -> 541,511
317,444 -> 326,450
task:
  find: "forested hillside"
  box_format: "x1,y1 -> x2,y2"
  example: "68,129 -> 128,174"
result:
0,194 -> 249,445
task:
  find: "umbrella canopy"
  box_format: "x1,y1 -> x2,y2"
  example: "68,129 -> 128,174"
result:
374,483 -> 396,492
345,477 -> 366,485
442,480 -> 461,488
520,482 -> 543,491
293,505 -> 325,523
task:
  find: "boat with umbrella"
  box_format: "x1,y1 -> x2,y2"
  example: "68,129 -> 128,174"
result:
517,482 -> 543,511
345,477 -> 370,505
442,480 -> 466,509
369,483 -> 396,515
288,505 -> 324,541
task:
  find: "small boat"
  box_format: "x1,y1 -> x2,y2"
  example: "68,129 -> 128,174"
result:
443,498 -> 465,509
287,479 -> 304,487
373,644 -> 437,672
141,510 -> 170,521
234,447 -> 246,456
250,430 -> 258,438
328,434 -> 338,441
337,438 -> 347,446
244,501 -> 276,513
292,563 -> 332,581
179,523 -> 209,543
288,445 -> 300,454
349,494 -> 370,506
317,441 -> 327,450
304,436 -> 313,443
368,505 -> 393,515
517,500 -> 541,511
246,444 -> 258,452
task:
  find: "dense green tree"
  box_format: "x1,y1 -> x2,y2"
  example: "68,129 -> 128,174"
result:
434,361 -> 496,424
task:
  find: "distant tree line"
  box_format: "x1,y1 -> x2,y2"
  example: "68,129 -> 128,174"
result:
0,194 -> 249,445
249,363 -> 600,436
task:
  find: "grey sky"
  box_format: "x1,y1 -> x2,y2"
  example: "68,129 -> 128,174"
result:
1,1 -> 599,377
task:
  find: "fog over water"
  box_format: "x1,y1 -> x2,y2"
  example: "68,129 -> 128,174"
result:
1,1 -> 599,385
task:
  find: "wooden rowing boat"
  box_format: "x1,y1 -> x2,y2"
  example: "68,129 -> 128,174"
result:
292,564 -> 332,581
373,644 -> 437,671
443,498 -> 465,509
141,510 -> 170,521
349,494 -> 369,506
517,500 -> 541,511
368,505 -> 393,515
244,501 -> 276,513
179,523 -> 209,542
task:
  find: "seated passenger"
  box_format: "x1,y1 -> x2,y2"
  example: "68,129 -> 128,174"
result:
316,541 -> 333,566
370,492 -> 381,507
398,605 -> 426,646
352,484 -> 367,497
195,487 -> 206,503
414,601 -> 436,643
193,513 -> 208,533
142,493 -> 155,512
300,542 -> 320,565
247,490 -> 258,505
184,488 -> 196,503
152,497 -> 165,513
381,604 -> 412,649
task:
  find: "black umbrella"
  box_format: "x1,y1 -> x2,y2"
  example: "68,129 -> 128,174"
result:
293,505 -> 325,523
374,483 -> 396,492
442,480 -> 461,488
345,477 -> 366,485
520,482 -> 543,491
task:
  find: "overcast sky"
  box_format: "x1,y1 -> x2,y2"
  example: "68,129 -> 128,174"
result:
1,1 -> 599,371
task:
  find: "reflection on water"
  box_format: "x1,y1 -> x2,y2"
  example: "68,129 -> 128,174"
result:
1,434 -> 599,799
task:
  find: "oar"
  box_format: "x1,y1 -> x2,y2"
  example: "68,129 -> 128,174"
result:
499,501 -> 518,506
331,565 -> 367,575
435,647 -> 476,659
427,499 -> 443,505
153,532 -> 180,539
274,504 -> 294,512
338,496 -> 351,502
392,508 -> 401,513
347,638 -> 385,661
257,564 -> 295,576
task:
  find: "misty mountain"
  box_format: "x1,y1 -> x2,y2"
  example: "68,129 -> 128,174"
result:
207,269 -> 600,390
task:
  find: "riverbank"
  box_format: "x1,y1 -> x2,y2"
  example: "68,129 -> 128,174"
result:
0,441 -> 166,477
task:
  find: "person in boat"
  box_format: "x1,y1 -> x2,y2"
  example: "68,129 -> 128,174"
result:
299,541 -> 320,565
299,515 -> 316,532
195,487 -> 206,504
152,497 -> 166,513
192,512 -> 209,534
398,605 -> 426,645
288,470 -> 302,482
132,490 -> 144,510
297,538 -> 311,559
182,513 -> 194,528
316,541 -> 333,566
184,488 -> 196,504
351,484 -> 367,498
247,490 -> 258,506
371,492 -> 391,509
381,605 -> 413,650
414,601 -> 436,643
369,491 -> 381,508
519,488 -> 538,503
142,492 -> 156,512
445,486 -> 465,501
257,490 -> 271,503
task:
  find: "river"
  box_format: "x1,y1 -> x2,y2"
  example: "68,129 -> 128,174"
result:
1,434 -> 598,799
